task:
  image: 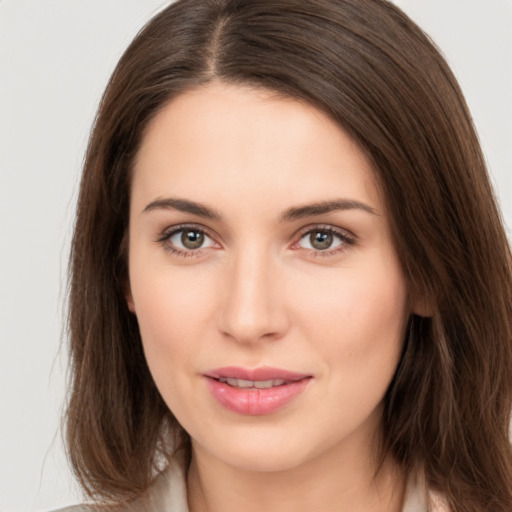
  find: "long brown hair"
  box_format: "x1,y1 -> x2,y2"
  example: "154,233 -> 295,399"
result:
66,0 -> 512,510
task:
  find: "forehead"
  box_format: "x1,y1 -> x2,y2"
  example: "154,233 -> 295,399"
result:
132,82 -> 382,216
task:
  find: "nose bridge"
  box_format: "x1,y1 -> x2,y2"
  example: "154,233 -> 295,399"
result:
217,243 -> 287,343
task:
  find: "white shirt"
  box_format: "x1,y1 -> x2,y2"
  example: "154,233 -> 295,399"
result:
54,458 -> 447,511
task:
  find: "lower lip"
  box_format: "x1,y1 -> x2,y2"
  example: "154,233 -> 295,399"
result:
205,377 -> 311,416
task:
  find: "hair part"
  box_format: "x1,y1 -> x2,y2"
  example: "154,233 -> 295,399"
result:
66,1 -> 512,510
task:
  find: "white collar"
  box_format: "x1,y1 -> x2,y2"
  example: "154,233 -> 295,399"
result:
136,458 -> 439,512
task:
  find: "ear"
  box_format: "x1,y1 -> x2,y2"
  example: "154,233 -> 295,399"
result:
124,282 -> 136,313
118,231 -> 135,312
126,294 -> 136,313
410,289 -> 434,318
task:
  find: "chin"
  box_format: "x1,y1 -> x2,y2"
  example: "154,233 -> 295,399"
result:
214,447 -> 311,473
190,424 -> 323,473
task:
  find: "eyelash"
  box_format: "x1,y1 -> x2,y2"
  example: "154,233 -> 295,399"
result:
293,224 -> 356,258
156,223 -> 218,258
156,223 -> 356,258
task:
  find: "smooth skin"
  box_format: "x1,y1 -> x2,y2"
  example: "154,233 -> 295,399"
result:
127,82 -> 419,512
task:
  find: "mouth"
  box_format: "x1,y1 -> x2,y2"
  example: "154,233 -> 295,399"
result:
204,366 -> 312,415
215,377 -> 288,389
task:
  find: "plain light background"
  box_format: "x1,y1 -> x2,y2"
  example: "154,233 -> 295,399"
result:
0,1 -> 511,511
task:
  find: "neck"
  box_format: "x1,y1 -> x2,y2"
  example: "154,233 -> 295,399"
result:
187,438 -> 405,512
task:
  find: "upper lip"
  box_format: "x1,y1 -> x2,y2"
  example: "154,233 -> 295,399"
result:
204,366 -> 311,382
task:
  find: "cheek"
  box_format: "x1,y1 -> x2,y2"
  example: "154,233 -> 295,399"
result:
128,266 -> 217,420
128,260 -> 217,366
292,259 -> 409,429
293,256 -> 409,362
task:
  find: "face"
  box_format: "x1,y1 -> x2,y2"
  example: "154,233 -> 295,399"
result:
127,82 -> 411,473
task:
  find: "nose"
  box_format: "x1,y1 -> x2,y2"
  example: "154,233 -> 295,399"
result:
217,247 -> 289,344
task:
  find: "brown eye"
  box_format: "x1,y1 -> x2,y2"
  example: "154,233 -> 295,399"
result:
164,227 -> 216,253
309,231 -> 333,250
181,229 -> 204,249
296,227 -> 352,254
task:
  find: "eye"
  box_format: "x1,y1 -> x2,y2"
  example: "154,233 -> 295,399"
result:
302,231 -> 337,251
158,226 -> 218,255
172,229 -> 209,249
295,226 -> 354,254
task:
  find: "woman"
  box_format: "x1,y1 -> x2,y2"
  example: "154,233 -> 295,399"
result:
62,0 -> 512,511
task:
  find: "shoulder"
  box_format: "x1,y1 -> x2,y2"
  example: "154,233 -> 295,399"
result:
47,504 -> 149,512
48,457 -> 189,512
48,505 -> 117,512
428,490 -> 450,512
402,470 -> 450,512
49,507 -> 97,512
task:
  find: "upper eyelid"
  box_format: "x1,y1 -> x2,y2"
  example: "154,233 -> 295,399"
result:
294,223 -> 356,241
156,222 -> 356,249
157,225 -> 220,256
158,223 -> 217,241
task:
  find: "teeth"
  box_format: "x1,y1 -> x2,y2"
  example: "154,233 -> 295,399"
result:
227,378 -> 252,388
255,379 -> 285,389
218,378 -> 286,389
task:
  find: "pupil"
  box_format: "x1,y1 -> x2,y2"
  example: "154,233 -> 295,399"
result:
311,231 -> 332,250
182,230 -> 204,249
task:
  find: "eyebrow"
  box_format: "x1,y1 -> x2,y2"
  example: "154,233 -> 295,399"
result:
280,199 -> 377,221
143,197 -> 222,219
142,197 -> 377,221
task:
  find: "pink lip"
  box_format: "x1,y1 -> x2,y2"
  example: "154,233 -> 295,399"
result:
205,366 -> 309,382
204,366 -> 312,416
